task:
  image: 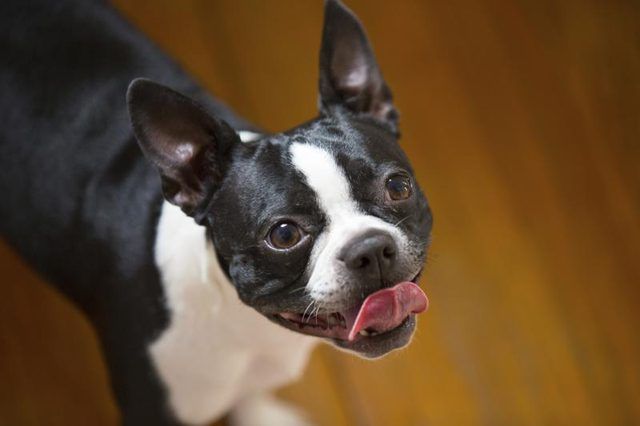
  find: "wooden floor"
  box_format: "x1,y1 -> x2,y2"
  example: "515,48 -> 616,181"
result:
1,0 -> 639,424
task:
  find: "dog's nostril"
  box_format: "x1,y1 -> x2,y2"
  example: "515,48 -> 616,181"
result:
382,246 -> 395,259
358,256 -> 371,269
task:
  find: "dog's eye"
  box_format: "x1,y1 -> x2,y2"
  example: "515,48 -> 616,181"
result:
268,222 -> 302,250
386,174 -> 413,201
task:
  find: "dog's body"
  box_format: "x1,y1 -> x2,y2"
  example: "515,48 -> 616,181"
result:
0,0 -> 432,424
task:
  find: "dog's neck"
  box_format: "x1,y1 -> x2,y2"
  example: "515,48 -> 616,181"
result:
148,133 -> 317,423
153,130 -> 261,317
152,130 -> 256,312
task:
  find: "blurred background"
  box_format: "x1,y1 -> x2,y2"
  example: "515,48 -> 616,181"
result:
1,0 -> 639,424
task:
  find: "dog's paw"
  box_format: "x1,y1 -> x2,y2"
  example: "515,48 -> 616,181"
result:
229,393 -> 313,426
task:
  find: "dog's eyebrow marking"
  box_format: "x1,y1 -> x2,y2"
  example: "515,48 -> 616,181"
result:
289,143 -> 359,222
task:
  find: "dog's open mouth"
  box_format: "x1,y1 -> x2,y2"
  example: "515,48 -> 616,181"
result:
275,281 -> 428,342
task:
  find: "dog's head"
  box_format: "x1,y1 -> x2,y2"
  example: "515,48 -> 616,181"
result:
127,0 -> 432,358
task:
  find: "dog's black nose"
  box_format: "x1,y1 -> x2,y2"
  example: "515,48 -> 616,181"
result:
339,231 -> 397,281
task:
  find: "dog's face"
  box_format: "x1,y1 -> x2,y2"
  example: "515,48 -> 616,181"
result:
128,0 -> 432,358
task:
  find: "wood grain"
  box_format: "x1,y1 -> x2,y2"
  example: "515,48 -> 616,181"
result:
1,0 -> 638,424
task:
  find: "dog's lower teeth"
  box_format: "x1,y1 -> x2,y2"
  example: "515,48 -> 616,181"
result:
359,330 -> 370,336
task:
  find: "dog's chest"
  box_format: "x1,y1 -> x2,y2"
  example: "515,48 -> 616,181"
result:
150,202 -> 316,425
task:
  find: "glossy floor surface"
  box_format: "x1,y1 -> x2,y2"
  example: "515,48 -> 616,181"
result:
1,1 -> 639,424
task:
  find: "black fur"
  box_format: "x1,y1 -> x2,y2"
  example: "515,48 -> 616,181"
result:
0,0 -> 251,423
0,0 -> 432,423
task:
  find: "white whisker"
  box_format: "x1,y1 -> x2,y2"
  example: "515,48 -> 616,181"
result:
394,215 -> 412,227
302,300 -> 315,323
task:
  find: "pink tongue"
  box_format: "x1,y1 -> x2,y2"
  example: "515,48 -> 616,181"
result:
346,282 -> 429,341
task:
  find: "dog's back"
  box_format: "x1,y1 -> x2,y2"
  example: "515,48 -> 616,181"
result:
0,0 -> 249,306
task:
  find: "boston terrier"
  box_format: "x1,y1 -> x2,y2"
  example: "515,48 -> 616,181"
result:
0,0 -> 432,424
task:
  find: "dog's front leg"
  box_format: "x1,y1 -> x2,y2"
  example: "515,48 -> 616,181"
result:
228,393 -> 312,426
100,342 -> 180,426
94,309 -> 180,426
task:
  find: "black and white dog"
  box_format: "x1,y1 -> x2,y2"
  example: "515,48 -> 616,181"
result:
0,0 -> 432,424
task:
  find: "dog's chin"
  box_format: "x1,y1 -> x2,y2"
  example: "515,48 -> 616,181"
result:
270,311 -> 418,359
331,315 -> 417,358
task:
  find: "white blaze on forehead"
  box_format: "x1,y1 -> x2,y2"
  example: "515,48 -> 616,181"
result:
289,142 -> 359,221
289,142 -> 412,309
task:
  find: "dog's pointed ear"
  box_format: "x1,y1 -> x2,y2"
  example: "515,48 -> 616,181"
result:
127,79 -> 239,218
318,0 -> 398,131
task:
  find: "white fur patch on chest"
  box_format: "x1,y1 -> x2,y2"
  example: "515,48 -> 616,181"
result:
151,202 -> 316,425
